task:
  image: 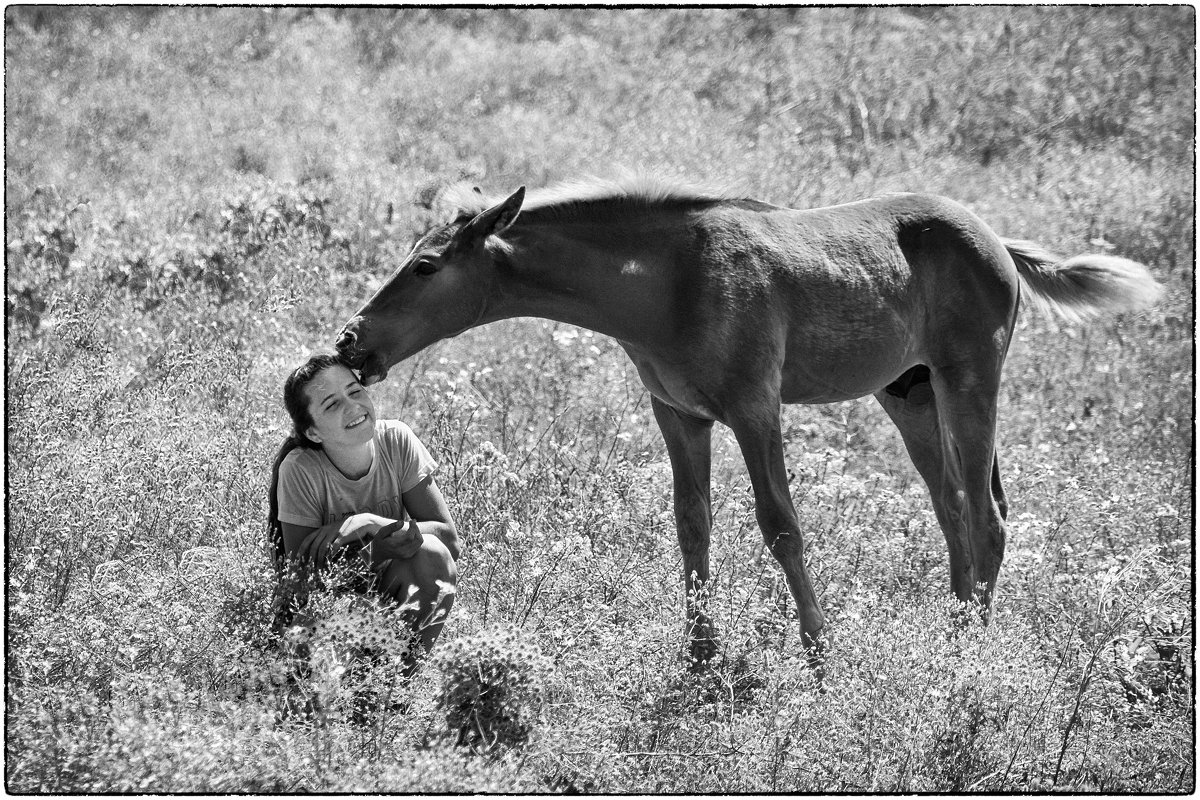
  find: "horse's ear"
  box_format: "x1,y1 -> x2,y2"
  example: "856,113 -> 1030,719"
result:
459,186 -> 525,244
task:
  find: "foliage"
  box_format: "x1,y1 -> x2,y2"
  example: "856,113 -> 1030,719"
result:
4,6 -> 1193,793
434,626 -> 553,754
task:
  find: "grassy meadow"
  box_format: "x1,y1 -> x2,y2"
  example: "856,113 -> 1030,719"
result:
4,7 -> 1194,793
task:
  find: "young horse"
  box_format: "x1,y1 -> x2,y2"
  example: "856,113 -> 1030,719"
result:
334,176 -> 1161,666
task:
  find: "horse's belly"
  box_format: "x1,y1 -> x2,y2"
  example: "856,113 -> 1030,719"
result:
781,381 -> 881,405
780,338 -> 913,404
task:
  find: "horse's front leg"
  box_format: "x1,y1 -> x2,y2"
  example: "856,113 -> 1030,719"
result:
651,396 -> 718,669
728,403 -> 826,671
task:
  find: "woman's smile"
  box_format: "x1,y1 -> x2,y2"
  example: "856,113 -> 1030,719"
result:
301,363 -> 379,453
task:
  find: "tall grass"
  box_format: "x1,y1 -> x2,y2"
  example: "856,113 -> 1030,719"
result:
5,7 -> 1193,793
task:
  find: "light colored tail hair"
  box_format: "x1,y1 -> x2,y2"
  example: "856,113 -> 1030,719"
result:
1002,238 -> 1164,324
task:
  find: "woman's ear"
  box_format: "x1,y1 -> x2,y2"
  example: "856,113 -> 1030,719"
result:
305,426 -> 322,445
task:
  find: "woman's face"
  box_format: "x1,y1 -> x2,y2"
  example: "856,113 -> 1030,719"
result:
301,363 -> 377,450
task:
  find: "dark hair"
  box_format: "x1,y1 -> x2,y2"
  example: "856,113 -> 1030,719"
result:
266,353 -> 352,566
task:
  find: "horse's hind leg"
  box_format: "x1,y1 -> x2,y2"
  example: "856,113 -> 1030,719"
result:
875,368 -> 974,600
651,396 -> 719,667
928,366 -> 1010,617
878,365 -> 1010,611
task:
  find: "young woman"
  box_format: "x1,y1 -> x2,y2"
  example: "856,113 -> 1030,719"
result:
267,353 -> 459,661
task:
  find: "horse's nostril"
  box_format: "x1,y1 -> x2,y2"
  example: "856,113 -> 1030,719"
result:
336,328 -> 357,351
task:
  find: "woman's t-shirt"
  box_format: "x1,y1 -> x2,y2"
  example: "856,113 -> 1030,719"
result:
276,419 -> 437,529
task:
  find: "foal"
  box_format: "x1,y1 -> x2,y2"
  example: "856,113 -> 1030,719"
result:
335,177 -> 1161,665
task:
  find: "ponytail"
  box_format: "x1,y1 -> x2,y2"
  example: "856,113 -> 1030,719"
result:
266,435 -> 303,569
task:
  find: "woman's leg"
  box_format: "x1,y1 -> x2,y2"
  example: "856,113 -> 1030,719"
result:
374,534 -> 458,665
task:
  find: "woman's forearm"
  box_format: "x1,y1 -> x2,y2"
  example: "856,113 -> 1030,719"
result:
373,518 -> 460,562
282,521 -> 343,563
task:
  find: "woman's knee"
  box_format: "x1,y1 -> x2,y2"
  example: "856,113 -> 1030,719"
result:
413,534 -> 457,595
377,534 -> 457,604
379,537 -> 457,657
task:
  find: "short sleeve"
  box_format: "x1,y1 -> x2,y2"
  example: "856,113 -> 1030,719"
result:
276,455 -> 325,528
382,420 -> 438,493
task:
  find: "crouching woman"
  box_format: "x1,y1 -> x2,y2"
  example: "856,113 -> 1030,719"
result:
266,353 -> 459,669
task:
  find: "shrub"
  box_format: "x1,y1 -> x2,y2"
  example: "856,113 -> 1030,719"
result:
434,626 -> 553,754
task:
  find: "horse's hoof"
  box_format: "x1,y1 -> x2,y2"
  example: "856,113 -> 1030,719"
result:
686,637 -> 719,672
687,647 -> 718,671
803,630 -> 828,684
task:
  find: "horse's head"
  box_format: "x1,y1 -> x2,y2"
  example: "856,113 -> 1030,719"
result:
336,186 -> 525,385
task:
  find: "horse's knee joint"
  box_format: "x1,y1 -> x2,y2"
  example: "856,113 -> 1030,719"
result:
762,529 -> 804,562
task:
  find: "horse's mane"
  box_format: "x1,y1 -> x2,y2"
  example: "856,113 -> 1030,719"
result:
436,174 -> 741,224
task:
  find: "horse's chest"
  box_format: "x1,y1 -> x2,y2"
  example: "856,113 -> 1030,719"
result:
619,344 -> 720,421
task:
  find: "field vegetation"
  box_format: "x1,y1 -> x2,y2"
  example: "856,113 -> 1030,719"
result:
5,7 -> 1194,792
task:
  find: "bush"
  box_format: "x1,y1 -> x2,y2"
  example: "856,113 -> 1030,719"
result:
434,626 -> 552,754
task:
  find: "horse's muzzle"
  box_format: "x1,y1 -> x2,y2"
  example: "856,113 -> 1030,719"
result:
335,318 -> 366,363
335,318 -> 390,385
335,326 -> 358,355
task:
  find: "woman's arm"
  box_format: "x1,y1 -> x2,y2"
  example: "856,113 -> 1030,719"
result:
281,518 -> 382,568
404,475 -> 460,560
371,475 -> 460,562
281,476 -> 457,566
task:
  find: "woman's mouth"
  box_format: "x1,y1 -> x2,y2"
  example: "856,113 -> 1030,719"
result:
346,414 -> 369,430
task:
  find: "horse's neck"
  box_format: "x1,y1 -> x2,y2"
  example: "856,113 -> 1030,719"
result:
489,223 -> 673,343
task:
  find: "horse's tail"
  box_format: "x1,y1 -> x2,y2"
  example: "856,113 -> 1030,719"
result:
1002,238 -> 1163,324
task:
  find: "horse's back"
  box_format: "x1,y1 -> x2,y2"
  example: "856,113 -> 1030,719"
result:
708,190 -> 1015,310
681,192 -> 1015,403
696,191 -> 995,272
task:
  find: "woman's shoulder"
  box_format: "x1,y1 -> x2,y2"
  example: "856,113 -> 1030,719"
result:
373,419 -> 436,486
279,444 -> 325,480
376,418 -> 419,443
375,418 -> 431,462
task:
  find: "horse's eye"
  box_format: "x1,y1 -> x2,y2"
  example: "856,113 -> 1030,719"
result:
414,260 -> 439,277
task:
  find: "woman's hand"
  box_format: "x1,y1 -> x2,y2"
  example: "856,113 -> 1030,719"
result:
372,519 -> 425,560
336,513 -> 390,549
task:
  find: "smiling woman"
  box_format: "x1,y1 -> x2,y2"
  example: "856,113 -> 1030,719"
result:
266,353 -> 460,669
